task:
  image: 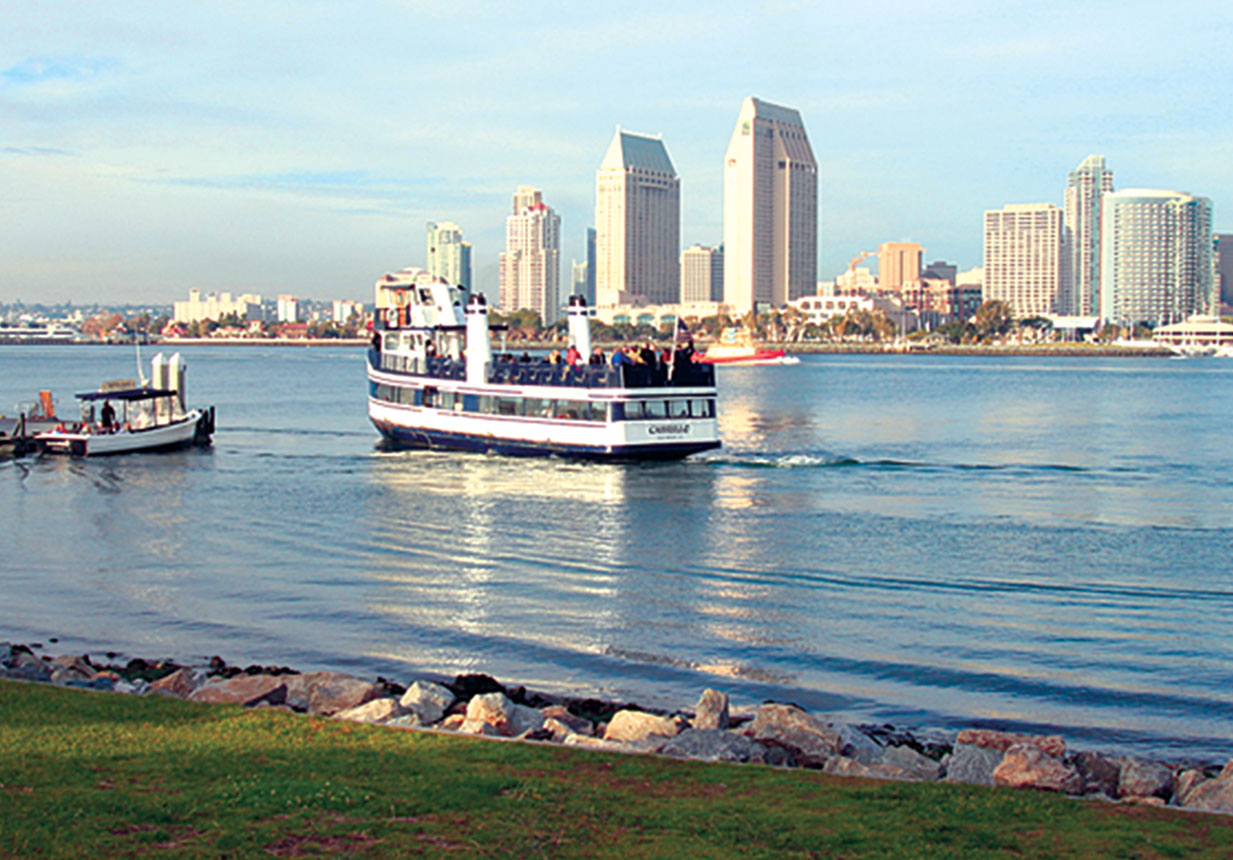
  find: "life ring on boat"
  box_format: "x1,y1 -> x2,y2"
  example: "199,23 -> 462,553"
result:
385,308 -> 399,328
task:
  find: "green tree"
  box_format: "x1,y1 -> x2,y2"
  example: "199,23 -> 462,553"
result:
971,300 -> 1014,342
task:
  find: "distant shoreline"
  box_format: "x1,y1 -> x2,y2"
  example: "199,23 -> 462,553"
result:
1,338 -> 1175,357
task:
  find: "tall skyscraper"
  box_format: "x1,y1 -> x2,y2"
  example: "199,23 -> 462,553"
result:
585,227 -> 596,306
595,128 -> 680,306
498,186 -> 561,324
878,242 -> 922,291
680,244 -> 724,302
1216,233 -> 1233,308
723,97 -> 817,313
983,203 -> 1068,316
922,260 -> 958,285
426,221 -> 472,290
1099,188 -> 1214,327
1064,155 -> 1114,316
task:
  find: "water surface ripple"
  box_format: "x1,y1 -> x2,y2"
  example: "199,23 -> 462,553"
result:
2,346 -> 1231,760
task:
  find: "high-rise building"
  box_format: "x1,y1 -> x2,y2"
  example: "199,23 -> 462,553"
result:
276,294 -> 299,323
584,227 -> 596,306
680,244 -> 724,302
595,128 -> 680,307
498,186 -> 561,324
922,260 -> 958,285
878,242 -> 922,291
1099,188 -> 1214,327
571,260 -> 589,299
1064,155 -> 1114,316
983,203 -> 1068,316
723,97 -> 817,313
1216,233 -> 1233,308
426,221 -> 472,290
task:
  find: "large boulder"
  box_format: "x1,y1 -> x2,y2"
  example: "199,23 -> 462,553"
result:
283,672 -> 384,716
540,705 -> 593,737
660,729 -> 759,763
881,745 -> 942,780
465,692 -> 544,737
692,689 -> 730,730
1073,750 -> 1121,798
4,651 -> 52,682
836,725 -> 884,765
603,710 -> 683,745
1177,763 -> 1233,813
1118,756 -> 1173,801
149,668 -> 206,699
957,729 -> 1065,758
334,697 -> 409,724
945,743 -> 1004,786
188,674 -> 287,707
748,704 -> 841,768
993,743 -> 1082,794
399,681 -> 454,725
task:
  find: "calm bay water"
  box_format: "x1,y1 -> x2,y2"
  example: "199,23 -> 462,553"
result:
2,344 -> 1232,761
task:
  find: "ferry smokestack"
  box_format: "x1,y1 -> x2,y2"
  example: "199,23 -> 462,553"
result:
567,295 -> 592,360
150,352 -> 168,391
168,352 -> 186,413
465,294 -> 492,385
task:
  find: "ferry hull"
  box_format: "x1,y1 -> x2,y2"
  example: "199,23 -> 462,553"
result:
372,417 -> 719,461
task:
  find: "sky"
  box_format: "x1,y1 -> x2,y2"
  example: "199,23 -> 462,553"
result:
2,1 -> 1232,305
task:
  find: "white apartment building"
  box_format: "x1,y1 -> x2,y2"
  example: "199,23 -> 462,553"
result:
499,186 -> 561,324
983,203 -> 1068,316
723,97 -> 817,314
680,244 -> 724,303
276,295 -> 299,323
332,299 -> 363,324
1064,155 -> 1114,317
595,128 -> 680,307
172,289 -> 263,324
426,221 -> 472,289
1099,188 -> 1215,327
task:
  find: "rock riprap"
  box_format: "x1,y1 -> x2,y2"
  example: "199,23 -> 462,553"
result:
3,642 -> 1230,814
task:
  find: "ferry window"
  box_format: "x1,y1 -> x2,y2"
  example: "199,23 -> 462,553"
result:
690,399 -> 712,418
587,402 -> 607,422
643,400 -> 668,419
523,398 -> 551,418
622,402 -> 642,420
555,401 -> 581,421
668,400 -> 689,419
496,397 -> 519,416
463,394 -> 479,412
383,334 -> 398,351
478,396 -> 494,414
439,391 -> 456,410
423,387 -> 436,408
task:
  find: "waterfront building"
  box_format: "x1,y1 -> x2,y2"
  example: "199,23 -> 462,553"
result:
983,203 -> 1068,316
276,294 -> 299,323
591,299 -> 730,329
1064,155 -> 1114,316
332,299 -> 364,324
723,97 -> 818,313
681,244 -> 724,303
878,242 -> 922,291
172,289 -> 263,324
595,128 -> 680,307
1217,233 -> 1233,308
499,186 -> 562,324
836,266 -> 877,293
426,221 -> 472,290
1152,315 -> 1233,348
1099,188 -> 1215,327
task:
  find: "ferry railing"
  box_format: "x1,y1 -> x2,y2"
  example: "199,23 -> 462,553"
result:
369,349 -> 715,389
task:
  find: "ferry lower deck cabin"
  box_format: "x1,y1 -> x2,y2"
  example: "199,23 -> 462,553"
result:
366,269 -> 720,460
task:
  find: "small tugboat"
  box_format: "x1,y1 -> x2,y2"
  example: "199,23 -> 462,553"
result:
697,326 -> 800,366
34,352 -> 215,456
368,268 -> 720,459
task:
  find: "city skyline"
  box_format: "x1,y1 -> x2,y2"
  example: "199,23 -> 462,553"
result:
2,2 -> 1232,304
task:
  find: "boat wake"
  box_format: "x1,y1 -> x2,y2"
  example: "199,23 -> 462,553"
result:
695,450 -> 1112,475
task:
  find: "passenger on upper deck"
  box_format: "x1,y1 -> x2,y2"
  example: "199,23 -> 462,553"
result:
610,348 -> 630,367
565,344 -> 581,365
639,343 -> 658,368
589,346 -> 605,365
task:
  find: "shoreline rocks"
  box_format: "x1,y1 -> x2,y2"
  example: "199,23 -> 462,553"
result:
4,641 -> 1232,814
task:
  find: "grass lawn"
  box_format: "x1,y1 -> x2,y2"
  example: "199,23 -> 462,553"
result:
1,679 -> 1230,859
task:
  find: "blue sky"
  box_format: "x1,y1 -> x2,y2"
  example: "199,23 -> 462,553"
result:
2,1 -> 1231,304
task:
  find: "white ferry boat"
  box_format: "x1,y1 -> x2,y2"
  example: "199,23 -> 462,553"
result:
367,269 -> 720,459
34,353 -> 215,456
0,322 -> 82,343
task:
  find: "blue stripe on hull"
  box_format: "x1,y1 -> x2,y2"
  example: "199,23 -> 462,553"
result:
371,419 -> 719,461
